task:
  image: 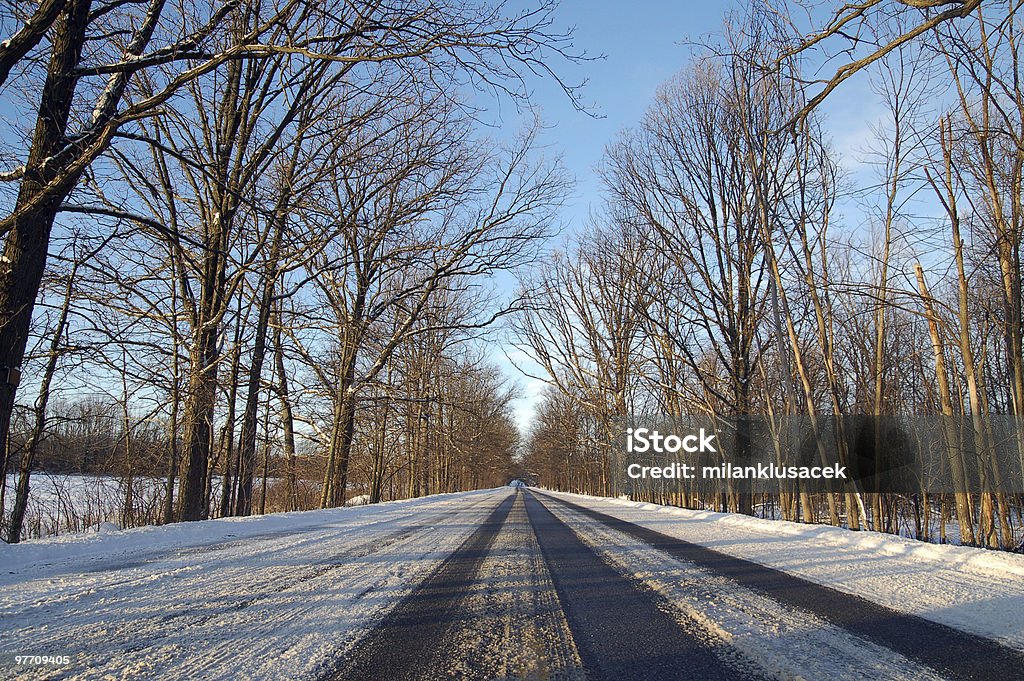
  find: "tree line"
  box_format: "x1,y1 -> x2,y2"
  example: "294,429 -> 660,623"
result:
517,2 -> 1024,551
0,0 -> 579,542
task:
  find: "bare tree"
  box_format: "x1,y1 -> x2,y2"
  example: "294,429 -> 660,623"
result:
0,0 -> 584,520
601,55 -> 774,514
298,104 -> 563,507
779,0 -> 984,117
513,218 -> 654,497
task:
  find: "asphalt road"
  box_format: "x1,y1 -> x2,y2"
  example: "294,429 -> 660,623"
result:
327,488 -> 1024,681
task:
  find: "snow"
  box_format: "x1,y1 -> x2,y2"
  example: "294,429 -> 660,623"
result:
4,485 -> 1024,680
538,494 -> 945,680
543,490 -> 1024,652
438,492 -> 583,680
1,488 -> 494,583
0,488 -> 505,680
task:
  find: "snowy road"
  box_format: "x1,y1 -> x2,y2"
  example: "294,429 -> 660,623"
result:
3,487 -> 1024,680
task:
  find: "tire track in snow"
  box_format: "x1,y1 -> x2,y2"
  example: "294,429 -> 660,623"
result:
539,493 -> 948,681
541,491 -> 1024,681
321,490 -> 516,680
1,494 -> 491,622
427,491 -> 585,681
524,490 -> 766,681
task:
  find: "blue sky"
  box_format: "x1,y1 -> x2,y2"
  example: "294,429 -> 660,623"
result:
517,0 -> 740,228
515,0 -> 889,228
494,0 -> 750,433
492,0 -> 900,433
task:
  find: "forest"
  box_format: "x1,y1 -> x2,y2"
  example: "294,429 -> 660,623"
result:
0,0 -> 578,541
1,0 -> 1023,553
516,2 -> 1024,551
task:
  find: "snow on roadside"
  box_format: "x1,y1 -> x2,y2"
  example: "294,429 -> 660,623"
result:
543,490 -> 1024,651
0,488 -> 509,680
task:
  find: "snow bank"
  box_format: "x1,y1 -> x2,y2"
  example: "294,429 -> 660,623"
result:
566,492 -> 1024,580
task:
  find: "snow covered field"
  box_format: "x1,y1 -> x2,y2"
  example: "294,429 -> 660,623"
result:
0,473 -> 236,540
2,473 -> 172,539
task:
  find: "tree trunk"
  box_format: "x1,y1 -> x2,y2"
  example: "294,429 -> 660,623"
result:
273,306 -> 299,511
216,340 -> 242,518
0,0 -> 91,484
915,263 -> 976,545
235,280 -> 274,516
236,211 -> 286,515
177,319 -> 221,521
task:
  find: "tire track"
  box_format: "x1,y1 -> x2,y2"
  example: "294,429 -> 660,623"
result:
541,493 -> 947,681
1,494 -> 499,680
524,490 -> 766,681
541,491 -> 1024,681
428,491 -> 585,681
1,495 -> 492,623
321,491 -> 516,680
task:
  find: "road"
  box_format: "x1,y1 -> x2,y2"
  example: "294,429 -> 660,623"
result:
3,487 -> 1024,680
